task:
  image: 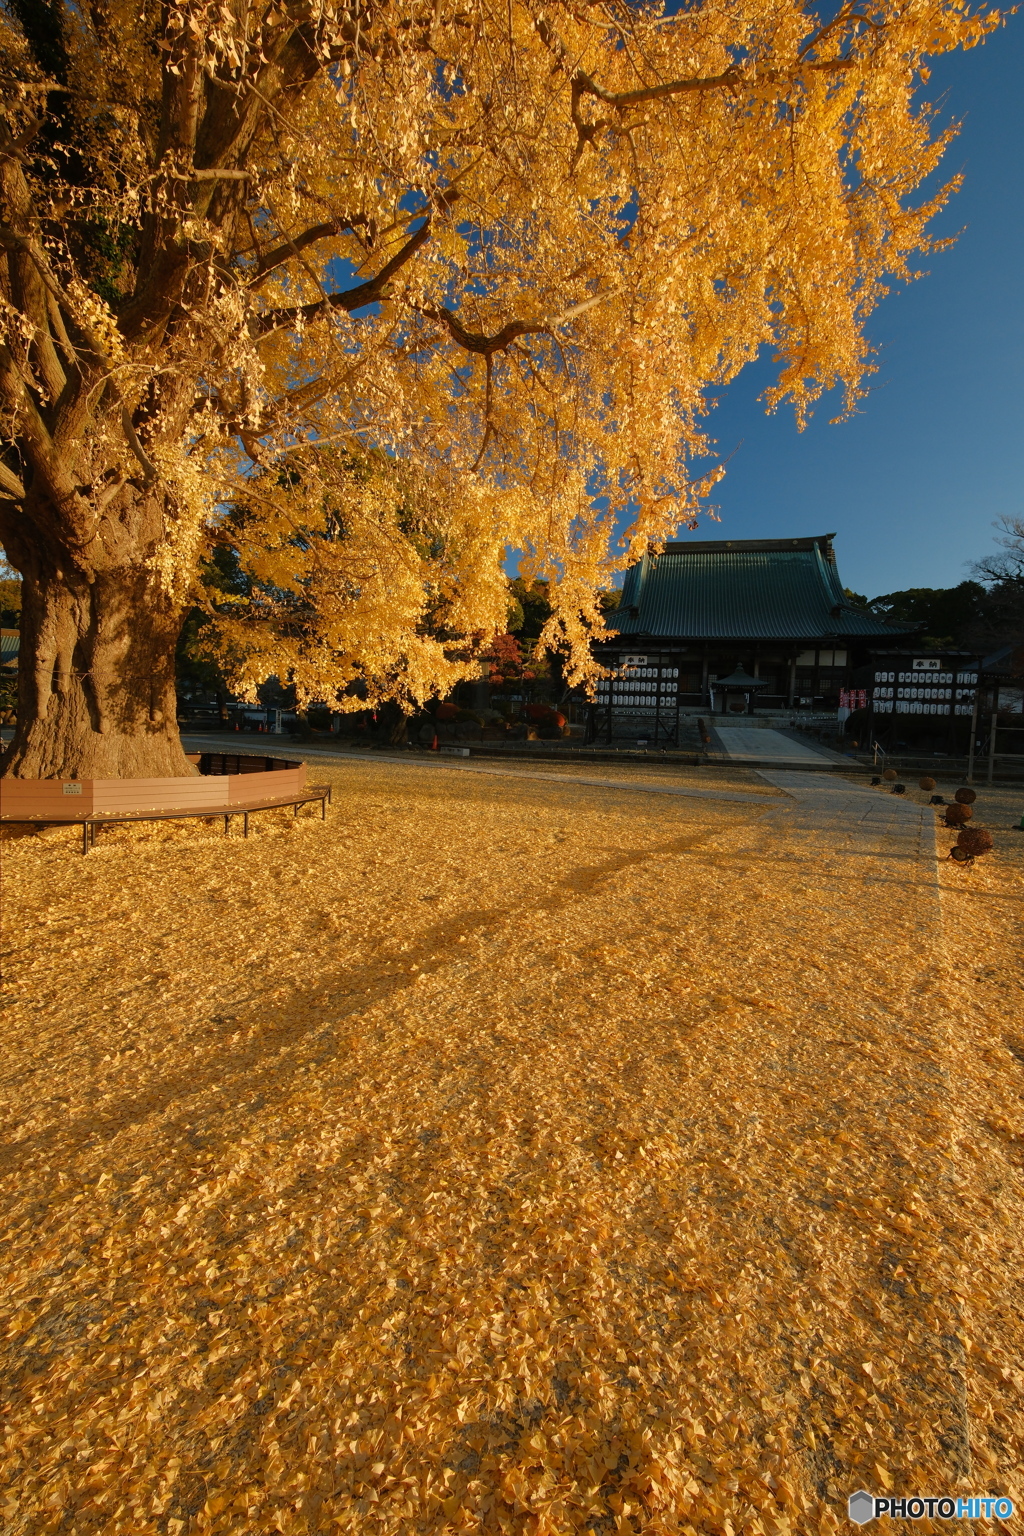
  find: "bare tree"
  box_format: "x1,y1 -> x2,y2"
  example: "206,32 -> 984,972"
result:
971,517 -> 1024,652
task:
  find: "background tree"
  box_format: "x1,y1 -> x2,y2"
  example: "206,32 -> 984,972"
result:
507,578 -> 553,646
174,543 -> 248,712
0,559 -> 21,627
0,0 -> 1001,778
867,581 -> 988,648
483,633 -> 536,693
0,558 -> 18,724
971,515 -> 1024,654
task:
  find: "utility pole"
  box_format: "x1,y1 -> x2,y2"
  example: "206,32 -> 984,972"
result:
987,681 -> 1000,785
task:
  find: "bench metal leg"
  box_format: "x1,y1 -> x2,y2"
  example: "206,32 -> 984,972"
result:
57,790 -> 325,856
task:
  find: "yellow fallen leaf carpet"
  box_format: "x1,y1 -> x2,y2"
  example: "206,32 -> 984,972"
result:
1,760 -> 1021,1534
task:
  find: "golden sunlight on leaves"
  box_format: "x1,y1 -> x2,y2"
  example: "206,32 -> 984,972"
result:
0,0 -> 1008,779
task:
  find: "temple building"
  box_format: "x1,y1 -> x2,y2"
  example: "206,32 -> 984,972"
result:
588,533 -> 912,743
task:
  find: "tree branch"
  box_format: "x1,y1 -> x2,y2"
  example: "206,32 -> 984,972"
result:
578,63 -> 744,109
419,307 -> 550,356
419,285 -> 619,358
0,341 -> 87,540
799,6 -> 882,60
471,354 -> 495,471
120,408 -> 159,484
0,458 -> 26,500
247,217 -> 368,289
253,216 -> 433,338
550,287 -> 621,327
189,167 -> 251,181
535,15 -> 858,164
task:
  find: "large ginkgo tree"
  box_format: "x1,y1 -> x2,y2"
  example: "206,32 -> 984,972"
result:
0,0 -> 999,777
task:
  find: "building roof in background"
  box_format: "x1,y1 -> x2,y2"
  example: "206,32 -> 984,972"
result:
981,642 -> 1024,678
610,534 -> 914,642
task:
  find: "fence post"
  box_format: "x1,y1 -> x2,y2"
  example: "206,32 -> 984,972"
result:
987,682 -> 1000,785
966,683 -> 980,784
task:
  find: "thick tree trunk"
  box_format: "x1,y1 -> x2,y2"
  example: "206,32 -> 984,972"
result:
0,548 -> 195,781
379,700 -> 410,747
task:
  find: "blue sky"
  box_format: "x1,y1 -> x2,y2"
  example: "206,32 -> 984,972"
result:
674,17 -> 1023,599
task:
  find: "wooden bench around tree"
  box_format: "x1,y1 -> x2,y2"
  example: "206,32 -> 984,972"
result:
0,752 -> 331,854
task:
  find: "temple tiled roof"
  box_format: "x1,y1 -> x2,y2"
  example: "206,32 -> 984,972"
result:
611,535 -> 912,642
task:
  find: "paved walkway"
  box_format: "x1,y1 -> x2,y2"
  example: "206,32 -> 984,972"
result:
757,767 -> 941,869
182,733 -> 781,805
712,726 -> 847,765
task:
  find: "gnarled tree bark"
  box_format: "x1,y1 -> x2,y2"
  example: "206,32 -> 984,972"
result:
0,487 -> 194,779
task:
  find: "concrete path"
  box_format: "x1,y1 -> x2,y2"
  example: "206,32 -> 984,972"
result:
757,767 -> 940,869
712,725 -> 845,765
182,733 -> 781,806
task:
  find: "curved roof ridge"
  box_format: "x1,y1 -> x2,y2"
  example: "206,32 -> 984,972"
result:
659,534 -> 836,555
610,535 -> 913,641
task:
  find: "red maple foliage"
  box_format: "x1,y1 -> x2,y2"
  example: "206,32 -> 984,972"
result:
485,634 -> 536,687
